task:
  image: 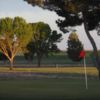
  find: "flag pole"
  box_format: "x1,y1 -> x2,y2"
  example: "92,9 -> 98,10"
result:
84,55 -> 88,89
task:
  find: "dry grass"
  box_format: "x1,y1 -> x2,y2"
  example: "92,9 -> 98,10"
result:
0,66 -> 98,76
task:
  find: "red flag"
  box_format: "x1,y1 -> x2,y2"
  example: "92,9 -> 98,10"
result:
79,50 -> 85,58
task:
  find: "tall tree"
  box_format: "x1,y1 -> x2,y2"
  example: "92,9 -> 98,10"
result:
25,22 -> 62,67
24,0 -> 100,79
0,17 -> 32,70
67,32 -> 84,61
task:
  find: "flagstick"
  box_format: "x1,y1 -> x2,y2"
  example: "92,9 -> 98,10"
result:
84,55 -> 88,89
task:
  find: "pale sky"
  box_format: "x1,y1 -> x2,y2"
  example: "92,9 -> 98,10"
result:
0,0 -> 100,50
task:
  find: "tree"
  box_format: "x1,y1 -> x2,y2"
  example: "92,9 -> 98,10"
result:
67,32 -> 84,61
24,0 -> 100,79
24,41 -> 35,62
25,22 -> 62,67
0,17 -> 32,70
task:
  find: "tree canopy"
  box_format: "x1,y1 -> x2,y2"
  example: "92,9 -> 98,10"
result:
25,22 -> 62,67
0,17 -> 33,69
67,32 -> 84,62
25,0 -> 100,31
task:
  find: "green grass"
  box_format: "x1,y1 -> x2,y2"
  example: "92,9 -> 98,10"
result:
0,79 -> 100,100
0,67 -> 99,100
0,50 -> 99,99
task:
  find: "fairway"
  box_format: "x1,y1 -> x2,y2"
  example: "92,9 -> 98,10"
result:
0,79 -> 100,100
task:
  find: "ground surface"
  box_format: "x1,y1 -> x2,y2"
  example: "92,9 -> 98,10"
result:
0,67 -> 99,100
0,79 -> 100,100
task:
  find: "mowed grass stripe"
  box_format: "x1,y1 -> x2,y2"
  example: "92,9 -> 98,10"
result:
0,67 -> 98,76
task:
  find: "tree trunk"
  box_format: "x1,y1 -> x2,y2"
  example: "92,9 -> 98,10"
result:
38,55 -> 41,67
10,58 -> 14,70
83,11 -> 100,79
37,53 -> 42,67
